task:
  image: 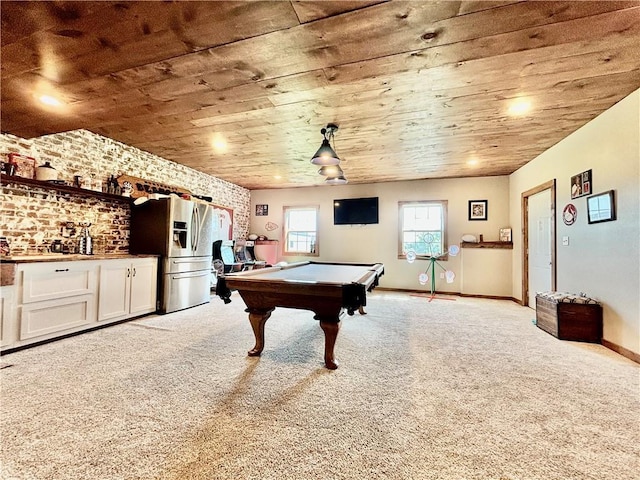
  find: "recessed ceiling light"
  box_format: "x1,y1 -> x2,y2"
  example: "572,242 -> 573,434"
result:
37,94 -> 62,107
508,98 -> 532,116
211,134 -> 227,153
274,175 -> 282,180
467,158 -> 479,166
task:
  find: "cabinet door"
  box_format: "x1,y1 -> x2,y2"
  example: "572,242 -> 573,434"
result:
129,258 -> 158,316
98,260 -> 131,322
1,286 -> 16,347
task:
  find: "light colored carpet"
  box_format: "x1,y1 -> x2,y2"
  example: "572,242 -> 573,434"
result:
1,291 -> 638,480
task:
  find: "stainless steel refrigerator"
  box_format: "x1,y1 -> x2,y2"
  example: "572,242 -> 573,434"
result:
130,196 -> 213,313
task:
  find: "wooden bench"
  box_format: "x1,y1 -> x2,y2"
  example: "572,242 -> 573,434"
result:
535,292 -> 602,343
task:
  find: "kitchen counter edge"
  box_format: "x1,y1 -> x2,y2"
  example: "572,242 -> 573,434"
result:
1,254 -> 160,264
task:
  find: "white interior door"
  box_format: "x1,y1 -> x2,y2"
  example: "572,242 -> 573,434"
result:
527,189 -> 553,306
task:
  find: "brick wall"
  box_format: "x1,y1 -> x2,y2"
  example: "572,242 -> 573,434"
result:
0,130 -> 250,255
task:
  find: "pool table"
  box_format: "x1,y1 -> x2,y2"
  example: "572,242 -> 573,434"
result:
216,261 -> 384,369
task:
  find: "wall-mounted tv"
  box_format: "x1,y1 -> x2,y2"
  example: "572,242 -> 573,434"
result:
333,197 -> 379,225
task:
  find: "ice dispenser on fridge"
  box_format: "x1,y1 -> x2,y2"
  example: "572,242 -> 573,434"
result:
172,221 -> 188,249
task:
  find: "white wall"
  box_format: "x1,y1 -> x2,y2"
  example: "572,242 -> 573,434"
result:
250,176 -> 511,293
460,248 -> 513,297
509,89 -> 640,356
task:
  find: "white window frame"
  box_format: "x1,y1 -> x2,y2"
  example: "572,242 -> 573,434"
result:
282,205 -> 319,256
398,200 -> 448,260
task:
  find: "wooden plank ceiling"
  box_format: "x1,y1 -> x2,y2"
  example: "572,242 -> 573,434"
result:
2,1 -> 639,190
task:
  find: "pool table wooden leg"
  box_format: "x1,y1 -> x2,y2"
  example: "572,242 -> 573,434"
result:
319,320 -> 341,370
247,309 -> 273,356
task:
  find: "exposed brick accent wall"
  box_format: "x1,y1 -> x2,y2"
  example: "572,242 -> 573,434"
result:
1,182 -> 130,255
1,130 -> 249,255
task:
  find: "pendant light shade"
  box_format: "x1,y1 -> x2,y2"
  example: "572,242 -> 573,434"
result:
325,175 -> 348,185
311,140 -> 340,165
318,164 -> 343,177
310,123 -> 341,166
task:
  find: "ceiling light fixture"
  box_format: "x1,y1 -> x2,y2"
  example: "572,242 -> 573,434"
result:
311,123 -> 348,185
508,98 -> 532,116
37,94 -> 62,107
211,133 -> 228,153
324,170 -> 348,185
318,164 -> 344,177
310,123 -> 340,166
325,175 -> 348,185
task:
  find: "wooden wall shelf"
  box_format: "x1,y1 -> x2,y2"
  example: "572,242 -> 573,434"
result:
1,174 -> 131,204
460,241 -> 513,249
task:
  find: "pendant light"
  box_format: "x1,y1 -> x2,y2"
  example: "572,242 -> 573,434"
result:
318,164 -> 344,177
311,123 -> 348,184
324,164 -> 348,184
325,175 -> 348,185
310,123 -> 340,166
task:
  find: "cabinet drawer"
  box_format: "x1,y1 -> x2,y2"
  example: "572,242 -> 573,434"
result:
20,294 -> 95,340
20,262 -> 98,304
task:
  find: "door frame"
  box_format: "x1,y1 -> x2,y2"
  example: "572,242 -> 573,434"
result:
521,179 -> 557,307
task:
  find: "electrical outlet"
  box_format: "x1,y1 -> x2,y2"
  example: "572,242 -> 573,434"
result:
562,236 -> 569,246
440,272 -> 445,279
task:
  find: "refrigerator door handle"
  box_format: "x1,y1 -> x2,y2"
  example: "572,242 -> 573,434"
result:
171,270 -> 210,280
171,257 -> 207,264
191,207 -> 200,253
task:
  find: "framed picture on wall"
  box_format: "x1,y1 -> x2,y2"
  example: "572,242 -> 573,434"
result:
255,204 -> 268,216
8,153 -> 36,179
587,190 -> 616,224
468,200 -> 488,221
571,169 -> 592,199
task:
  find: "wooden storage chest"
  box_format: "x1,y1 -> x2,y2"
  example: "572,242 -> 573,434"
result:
535,292 -> 602,343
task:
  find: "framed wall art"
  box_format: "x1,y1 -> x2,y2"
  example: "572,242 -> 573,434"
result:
8,153 -> 36,179
570,169 -> 592,199
587,190 -> 616,224
255,204 -> 269,216
468,200 -> 488,221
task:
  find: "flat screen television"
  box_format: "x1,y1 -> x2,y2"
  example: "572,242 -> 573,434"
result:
333,197 -> 379,225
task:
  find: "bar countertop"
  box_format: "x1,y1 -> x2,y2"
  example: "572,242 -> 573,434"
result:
0,254 -> 161,286
1,253 -> 160,264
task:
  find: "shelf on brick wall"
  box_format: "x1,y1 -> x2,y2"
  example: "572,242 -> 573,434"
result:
460,241 -> 513,249
0,174 -> 132,203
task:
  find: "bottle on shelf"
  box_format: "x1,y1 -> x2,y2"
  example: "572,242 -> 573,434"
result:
107,175 -> 116,194
0,236 -> 11,256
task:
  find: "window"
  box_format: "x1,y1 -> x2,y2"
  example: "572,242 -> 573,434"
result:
398,201 -> 448,258
283,205 -> 319,255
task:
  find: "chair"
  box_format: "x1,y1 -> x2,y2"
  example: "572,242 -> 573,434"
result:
212,240 -> 244,275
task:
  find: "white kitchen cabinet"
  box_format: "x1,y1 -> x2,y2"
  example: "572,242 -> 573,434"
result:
98,257 -> 157,322
19,261 -> 98,341
1,255 -> 158,353
128,258 -> 158,315
1,286 -> 16,347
